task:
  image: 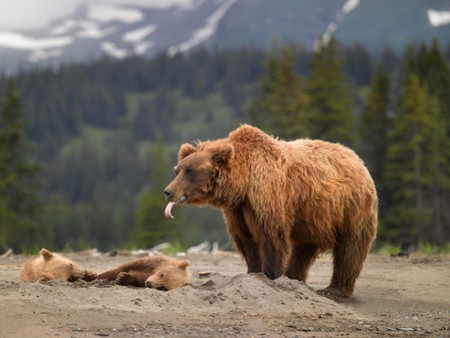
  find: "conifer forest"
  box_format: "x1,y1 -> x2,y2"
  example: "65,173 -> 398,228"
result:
1,38 -> 450,253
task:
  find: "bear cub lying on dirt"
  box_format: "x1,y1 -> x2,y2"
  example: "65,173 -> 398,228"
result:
20,248 -> 97,282
96,255 -> 192,290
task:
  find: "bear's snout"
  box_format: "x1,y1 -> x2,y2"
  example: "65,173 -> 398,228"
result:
163,188 -> 173,200
146,280 -> 168,291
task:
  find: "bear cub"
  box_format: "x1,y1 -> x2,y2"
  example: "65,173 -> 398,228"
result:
21,248 -> 97,282
96,255 -> 191,291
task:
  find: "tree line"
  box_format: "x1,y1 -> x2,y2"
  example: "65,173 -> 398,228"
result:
0,38 -> 449,253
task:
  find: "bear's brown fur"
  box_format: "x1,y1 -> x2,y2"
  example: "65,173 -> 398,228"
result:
164,125 -> 377,297
20,248 -> 97,282
96,255 -> 191,290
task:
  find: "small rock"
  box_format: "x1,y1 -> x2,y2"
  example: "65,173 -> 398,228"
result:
400,327 -> 414,332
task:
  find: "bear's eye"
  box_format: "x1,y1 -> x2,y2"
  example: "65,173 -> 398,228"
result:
160,273 -> 165,278
185,167 -> 194,176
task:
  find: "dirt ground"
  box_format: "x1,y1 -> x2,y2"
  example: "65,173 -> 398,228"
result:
0,249 -> 449,338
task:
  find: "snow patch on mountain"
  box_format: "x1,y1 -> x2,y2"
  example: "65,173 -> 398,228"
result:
0,31 -> 72,50
122,24 -> 157,55
342,0 -> 359,14
122,24 -> 157,43
315,0 -> 360,50
50,20 -> 78,35
77,22 -> 116,39
29,48 -> 63,62
107,0 -> 200,10
88,4 -> 144,24
101,41 -> 128,58
168,0 -> 237,55
134,41 -> 154,55
428,9 -> 450,27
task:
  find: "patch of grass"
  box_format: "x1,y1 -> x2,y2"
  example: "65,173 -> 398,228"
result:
418,242 -> 450,255
374,242 -> 450,255
160,240 -> 187,255
373,243 -> 401,255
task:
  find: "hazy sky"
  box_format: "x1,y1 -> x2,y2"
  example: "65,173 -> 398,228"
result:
0,0 -> 194,30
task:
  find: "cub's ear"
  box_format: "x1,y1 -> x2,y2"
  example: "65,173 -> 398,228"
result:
212,143 -> 234,166
40,248 -> 53,261
178,143 -> 196,161
179,260 -> 190,270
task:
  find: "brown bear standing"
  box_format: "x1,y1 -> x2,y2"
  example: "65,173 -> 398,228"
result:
164,125 -> 377,298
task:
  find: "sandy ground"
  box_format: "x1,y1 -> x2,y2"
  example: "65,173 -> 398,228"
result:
0,250 -> 449,338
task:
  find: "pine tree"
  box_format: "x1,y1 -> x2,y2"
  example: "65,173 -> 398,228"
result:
360,64 -> 391,213
406,40 -> 450,244
308,37 -> 355,146
417,40 -> 450,128
249,44 -> 310,139
384,74 -> 449,244
0,79 -> 42,251
132,138 -> 181,248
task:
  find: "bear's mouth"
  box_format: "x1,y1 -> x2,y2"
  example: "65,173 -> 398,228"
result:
164,195 -> 187,219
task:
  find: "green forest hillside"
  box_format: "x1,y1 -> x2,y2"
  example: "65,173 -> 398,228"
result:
1,39 -> 450,253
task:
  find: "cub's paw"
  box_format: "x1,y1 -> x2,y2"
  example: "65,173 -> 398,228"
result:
83,271 -> 98,282
115,272 -> 131,285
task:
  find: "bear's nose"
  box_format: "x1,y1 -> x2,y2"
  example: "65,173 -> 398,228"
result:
145,280 -> 153,288
163,189 -> 173,200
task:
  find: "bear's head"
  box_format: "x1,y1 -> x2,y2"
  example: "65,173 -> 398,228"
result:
39,249 -> 97,282
144,259 -> 191,291
163,141 -> 234,218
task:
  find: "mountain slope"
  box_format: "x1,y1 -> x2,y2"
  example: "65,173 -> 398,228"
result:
0,0 -> 449,72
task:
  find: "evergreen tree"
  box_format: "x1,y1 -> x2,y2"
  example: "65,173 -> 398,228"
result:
249,44 -> 310,139
0,79 -> 42,251
307,37 -> 355,146
416,40 -> 450,128
132,138 -> 180,248
384,74 -> 449,244
360,64 -> 391,213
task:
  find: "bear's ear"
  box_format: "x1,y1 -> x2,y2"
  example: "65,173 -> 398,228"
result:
179,260 -> 190,270
40,248 -> 54,261
178,143 -> 196,161
212,143 -> 234,166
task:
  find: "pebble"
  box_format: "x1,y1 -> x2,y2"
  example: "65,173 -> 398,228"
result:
400,327 -> 414,332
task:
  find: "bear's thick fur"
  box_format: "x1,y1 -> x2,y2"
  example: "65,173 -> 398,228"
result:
164,125 -> 377,297
20,248 -> 97,282
96,255 -> 191,290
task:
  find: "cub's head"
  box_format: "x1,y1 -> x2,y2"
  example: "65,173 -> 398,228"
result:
163,141 -> 234,218
145,260 -> 191,291
39,249 -> 97,282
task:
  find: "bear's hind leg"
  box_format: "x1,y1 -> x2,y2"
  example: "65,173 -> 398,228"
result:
285,244 -> 320,281
325,229 -> 373,298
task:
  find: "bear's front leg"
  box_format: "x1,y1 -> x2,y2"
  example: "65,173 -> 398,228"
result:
223,207 -> 262,273
260,239 -> 285,280
116,272 -> 148,287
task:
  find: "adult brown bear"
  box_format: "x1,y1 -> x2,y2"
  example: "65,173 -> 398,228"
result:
164,125 -> 377,297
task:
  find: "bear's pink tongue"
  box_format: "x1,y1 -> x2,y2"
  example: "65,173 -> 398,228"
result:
165,195 -> 187,219
165,202 -> 176,219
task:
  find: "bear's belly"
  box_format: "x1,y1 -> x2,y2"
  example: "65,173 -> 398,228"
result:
290,219 -> 335,249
